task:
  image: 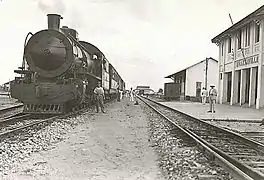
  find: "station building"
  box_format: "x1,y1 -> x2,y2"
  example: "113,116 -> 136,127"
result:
211,5 -> 264,109
165,57 -> 218,101
135,85 -> 154,95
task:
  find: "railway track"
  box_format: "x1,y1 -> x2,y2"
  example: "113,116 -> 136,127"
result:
0,104 -> 23,114
0,100 -> 105,139
0,114 -> 58,138
138,95 -> 264,180
0,104 -> 23,121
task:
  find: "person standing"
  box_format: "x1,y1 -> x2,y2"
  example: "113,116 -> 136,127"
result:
94,82 -> 105,113
201,87 -> 208,105
208,85 -> 217,113
117,87 -> 121,102
129,87 -> 134,102
120,89 -> 123,100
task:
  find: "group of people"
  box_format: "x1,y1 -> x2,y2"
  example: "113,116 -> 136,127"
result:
201,85 -> 217,113
93,81 -> 217,113
93,82 -> 135,113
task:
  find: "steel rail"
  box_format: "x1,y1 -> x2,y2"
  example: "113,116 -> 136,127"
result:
138,95 -> 264,180
0,115 -> 60,138
0,104 -> 23,114
144,96 -> 264,152
0,98 -> 115,140
0,100 -> 104,139
0,113 -> 31,124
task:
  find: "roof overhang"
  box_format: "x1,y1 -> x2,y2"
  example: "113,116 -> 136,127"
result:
211,5 -> 264,44
165,69 -> 186,79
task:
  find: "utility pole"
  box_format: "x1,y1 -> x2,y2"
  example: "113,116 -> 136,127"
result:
229,13 -> 247,61
205,58 -> 208,90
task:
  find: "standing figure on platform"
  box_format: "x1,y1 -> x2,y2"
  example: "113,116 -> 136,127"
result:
208,85 -> 217,113
201,87 -> 208,105
120,89 -> 123,100
94,82 -> 105,113
129,87 -> 134,102
117,87 -> 121,102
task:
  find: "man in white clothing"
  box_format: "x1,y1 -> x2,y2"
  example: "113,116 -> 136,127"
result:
94,82 -> 105,113
208,85 -> 217,113
129,87 -> 134,101
201,87 -> 208,105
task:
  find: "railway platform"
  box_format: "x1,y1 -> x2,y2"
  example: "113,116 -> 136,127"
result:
158,100 -> 264,134
160,101 -> 264,123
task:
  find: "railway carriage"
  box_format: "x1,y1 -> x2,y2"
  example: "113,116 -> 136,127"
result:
10,14 -> 125,114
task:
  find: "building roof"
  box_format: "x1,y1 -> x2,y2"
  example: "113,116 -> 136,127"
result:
136,85 -> 150,89
165,57 -> 217,78
211,5 -> 264,44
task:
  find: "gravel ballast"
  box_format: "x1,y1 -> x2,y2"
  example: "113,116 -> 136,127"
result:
1,99 -> 164,180
142,103 -> 233,180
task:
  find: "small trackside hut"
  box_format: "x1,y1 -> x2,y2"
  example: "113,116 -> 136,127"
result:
164,57 -> 218,101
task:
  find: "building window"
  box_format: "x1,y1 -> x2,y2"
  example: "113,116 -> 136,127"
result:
245,25 -> 250,47
220,73 -> 223,80
221,43 -> 224,56
255,23 -> 260,43
237,29 -> 242,49
228,37 -> 232,53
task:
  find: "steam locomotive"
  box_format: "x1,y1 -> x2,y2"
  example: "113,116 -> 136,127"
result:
10,14 -> 125,114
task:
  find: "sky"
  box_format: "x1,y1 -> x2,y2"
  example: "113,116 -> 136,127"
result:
0,0 -> 263,91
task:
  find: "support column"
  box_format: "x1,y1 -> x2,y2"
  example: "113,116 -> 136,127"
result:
240,69 -> 246,106
218,42 -> 223,104
256,66 -> 264,108
221,73 -> 228,103
249,67 -> 257,107
231,70 -> 239,105
231,29 -> 237,105
256,19 -> 264,109
218,74 -> 223,104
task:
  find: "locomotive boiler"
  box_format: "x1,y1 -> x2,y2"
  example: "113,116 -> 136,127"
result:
10,14 -> 125,114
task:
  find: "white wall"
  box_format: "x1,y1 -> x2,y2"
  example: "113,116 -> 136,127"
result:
185,59 -> 218,97
185,62 -> 205,97
207,59 -> 218,91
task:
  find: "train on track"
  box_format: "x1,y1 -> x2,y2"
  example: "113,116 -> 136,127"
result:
10,14 -> 125,114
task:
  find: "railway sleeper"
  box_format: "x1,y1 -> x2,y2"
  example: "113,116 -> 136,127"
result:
243,161 -> 264,168
227,152 -> 258,156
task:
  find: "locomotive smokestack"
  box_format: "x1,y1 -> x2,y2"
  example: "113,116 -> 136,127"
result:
47,14 -> 63,30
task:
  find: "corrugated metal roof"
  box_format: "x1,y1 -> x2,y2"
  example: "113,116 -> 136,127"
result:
165,57 -> 217,78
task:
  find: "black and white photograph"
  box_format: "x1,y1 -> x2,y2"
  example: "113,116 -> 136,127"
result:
0,0 -> 264,179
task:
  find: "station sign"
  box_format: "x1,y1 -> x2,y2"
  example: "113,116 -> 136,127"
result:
235,55 -> 259,68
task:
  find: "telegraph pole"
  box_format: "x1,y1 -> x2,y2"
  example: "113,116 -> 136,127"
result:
205,58 -> 208,90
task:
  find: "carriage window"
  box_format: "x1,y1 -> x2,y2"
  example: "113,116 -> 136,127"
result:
103,59 -> 108,72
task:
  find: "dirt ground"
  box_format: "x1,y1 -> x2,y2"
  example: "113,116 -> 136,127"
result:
3,98 -> 164,180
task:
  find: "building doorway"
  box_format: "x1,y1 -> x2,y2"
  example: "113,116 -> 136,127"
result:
245,68 -> 250,103
196,82 -> 202,97
227,72 -> 232,102
255,68 -> 258,102
238,70 -> 241,103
